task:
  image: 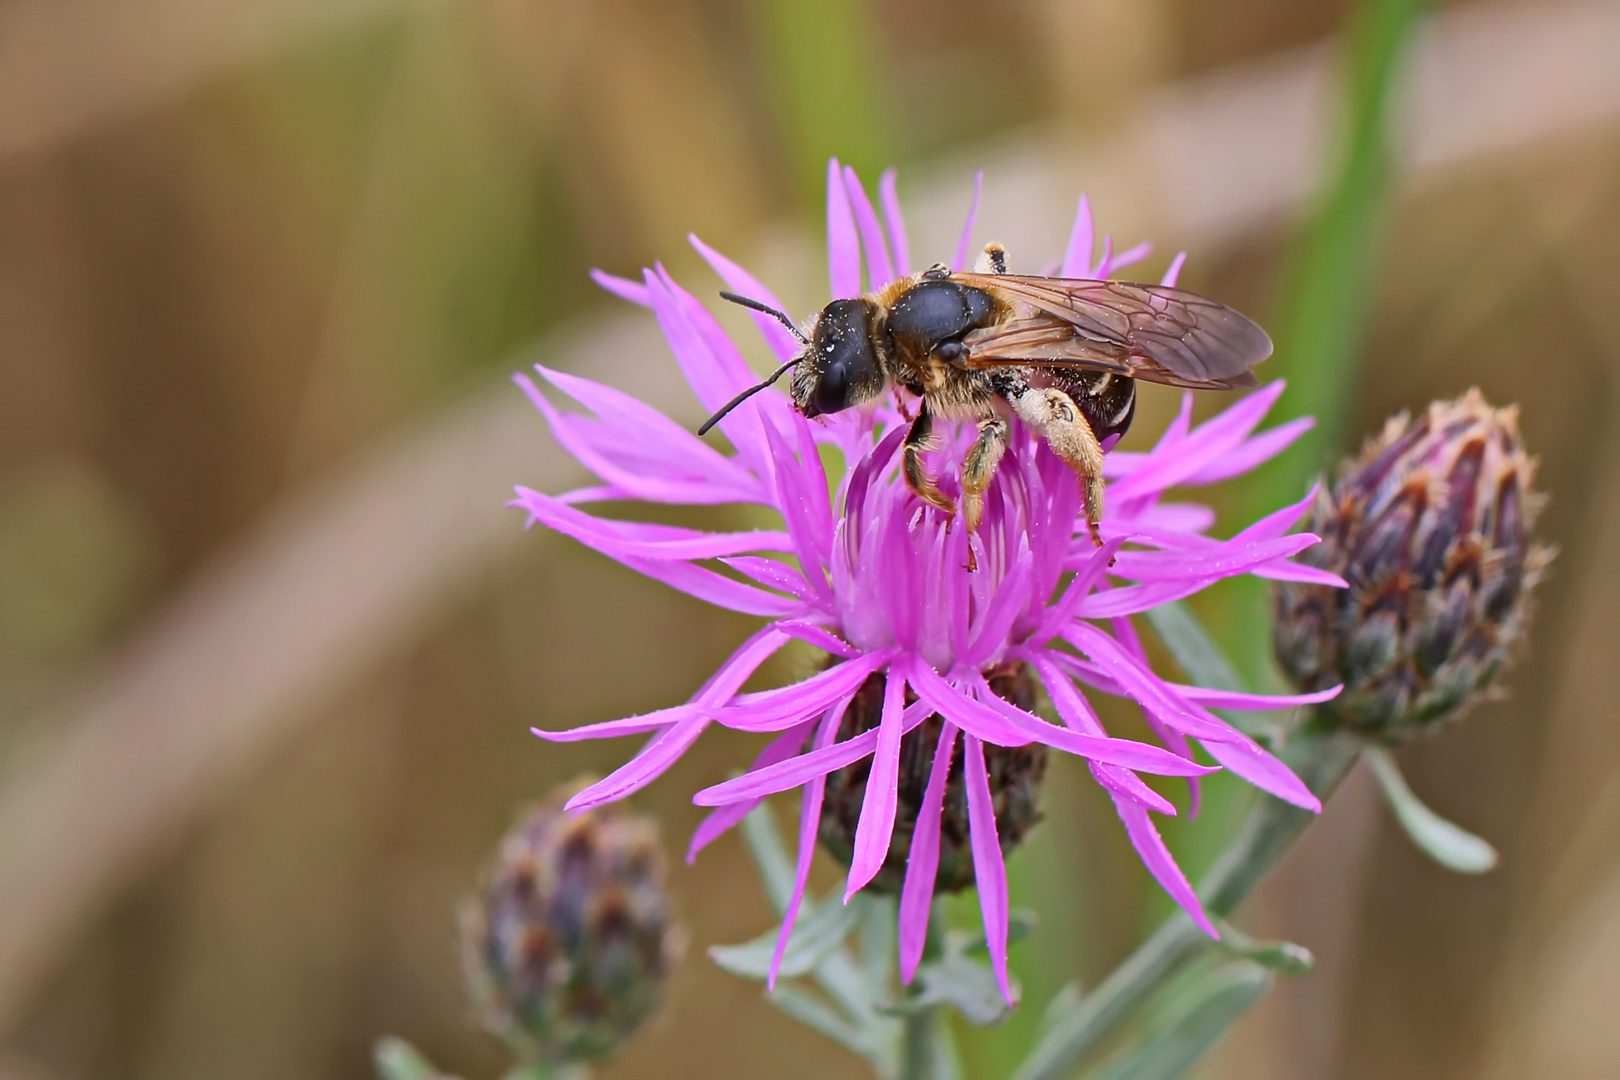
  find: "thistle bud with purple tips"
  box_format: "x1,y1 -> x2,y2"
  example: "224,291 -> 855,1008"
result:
459,784 -> 680,1066
1273,390 -> 1550,739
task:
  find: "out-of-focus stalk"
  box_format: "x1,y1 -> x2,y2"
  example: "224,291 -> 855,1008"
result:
1224,0 -> 1431,683
1152,0 -> 1430,962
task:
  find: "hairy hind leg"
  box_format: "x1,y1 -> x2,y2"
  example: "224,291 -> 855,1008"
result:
903,404 -> 957,515
1013,387 -> 1107,547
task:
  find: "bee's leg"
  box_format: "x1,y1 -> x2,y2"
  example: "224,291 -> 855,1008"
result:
973,242 -> 1009,275
962,417 -> 1008,535
960,416 -> 1009,571
1013,387 -> 1107,547
903,404 -> 957,515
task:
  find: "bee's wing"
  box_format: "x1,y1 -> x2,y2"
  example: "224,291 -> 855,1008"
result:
954,274 -> 1271,390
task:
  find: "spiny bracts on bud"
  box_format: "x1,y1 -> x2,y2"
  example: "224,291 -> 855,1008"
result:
1273,389 -> 1550,739
818,662 -> 1047,893
459,783 -> 679,1065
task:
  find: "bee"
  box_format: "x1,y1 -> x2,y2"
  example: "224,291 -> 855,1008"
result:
699,242 -> 1272,553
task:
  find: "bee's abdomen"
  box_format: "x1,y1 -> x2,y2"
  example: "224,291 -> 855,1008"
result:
884,280 -> 998,360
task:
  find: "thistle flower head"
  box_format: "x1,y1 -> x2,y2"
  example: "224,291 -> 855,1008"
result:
514,160 -> 1343,1003
460,785 -> 678,1065
1274,389 -> 1549,738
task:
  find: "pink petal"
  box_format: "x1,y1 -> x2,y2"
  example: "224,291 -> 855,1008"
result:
695,699 -> 933,805
950,170 -> 984,273
964,733 -> 1014,1004
688,233 -> 804,363
566,716 -> 709,810
1107,534 -> 1318,582
1060,195 -> 1094,278
844,165 -> 896,288
1062,624 -> 1232,740
720,556 -> 816,602
694,625 -> 795,704
1171,684 -> 1342,710
1106,240 -> 1152,278
1160,252 -> 1187,288
1110,381 -> 1286,503
531,703 -> 695,744
621,555 -> 801,617
846,668 -> 908,898
879,169 -> 912,277
515,373 -> 758,506
1181,418 -> 1314,486
769,702 -> 843,987
899,722 -> 956,983
1031,535 -> 1129,646
514,487 -> 791,561
1200,733 -> 1320,811
1112,794 -> 1217,936
590,268 -> 652,307
773,620 -> 860,658
827,158 -> 862,299
686,719 -> 817,863
718,649 -> 894,732
968,675 -> 1216,777
963,550 -> 1032,668
1252,562 -> 1347,587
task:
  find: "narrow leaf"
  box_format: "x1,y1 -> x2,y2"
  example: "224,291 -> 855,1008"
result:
741,803 -> 796,913
1366,746 -> 1499,873
1089,963 -> 1273,1080
766,986 -> 875,1059
372,1037 -> 443,1080
709,896 -> 864,980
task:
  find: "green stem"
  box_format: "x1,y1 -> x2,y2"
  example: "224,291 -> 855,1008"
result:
900,899 -> 951,1080
1012,723 -> 1362,1080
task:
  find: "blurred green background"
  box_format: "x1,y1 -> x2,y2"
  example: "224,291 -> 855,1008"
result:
2,0 -> 1620,1077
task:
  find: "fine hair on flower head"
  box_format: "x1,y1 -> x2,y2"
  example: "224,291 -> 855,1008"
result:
512,159 -> 1345,1003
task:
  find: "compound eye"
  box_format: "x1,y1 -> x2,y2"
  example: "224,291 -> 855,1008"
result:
813,358 -> 850,415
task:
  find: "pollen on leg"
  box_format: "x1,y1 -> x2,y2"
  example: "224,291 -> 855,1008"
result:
1014,388 -> 1108,548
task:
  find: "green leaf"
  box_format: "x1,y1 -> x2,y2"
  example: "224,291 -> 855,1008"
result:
1032,982 -> 1085,1047
1213,919 -> 1316,976
709,894 -> 865,980
955,909 -> 1037,956
372,1037 -> 443,1080
1087,963 -> 1273,1080
766,986 -> 876,1059
1146,602 -> 1271,737
885,952 -> 1018,1027
1366,746 -> 1499,873
741,803 -> 795,914
1146,603 -> 1243,691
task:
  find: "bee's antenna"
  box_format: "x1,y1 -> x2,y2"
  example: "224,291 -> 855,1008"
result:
719,291 -> 809,345
697,359 -> 799,436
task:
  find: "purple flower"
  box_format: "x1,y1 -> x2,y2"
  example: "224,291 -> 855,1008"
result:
513,160 -> 1344,1003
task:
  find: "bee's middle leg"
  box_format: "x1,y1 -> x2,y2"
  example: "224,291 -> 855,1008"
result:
903,405 -> 957,515
1013,388 -> 1107,547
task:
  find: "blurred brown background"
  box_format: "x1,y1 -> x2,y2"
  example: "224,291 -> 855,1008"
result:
1,0 -> 1619,1077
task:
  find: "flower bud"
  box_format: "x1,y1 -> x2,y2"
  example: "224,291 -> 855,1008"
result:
1273,390 -> 1550,739
459,784 -> 679,1065
819,661 -> 1047,892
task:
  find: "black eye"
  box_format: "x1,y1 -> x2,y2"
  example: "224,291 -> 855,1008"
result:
814,358 -> 850,415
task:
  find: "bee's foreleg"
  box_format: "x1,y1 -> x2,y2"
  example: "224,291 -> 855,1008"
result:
962,417 -> 1009,535
1013,388 -> 1107,547
960,416 -> 1009,571
902,404 -> 957,516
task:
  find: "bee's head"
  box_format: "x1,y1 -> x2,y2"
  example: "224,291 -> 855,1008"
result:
794,298 -> 885,418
